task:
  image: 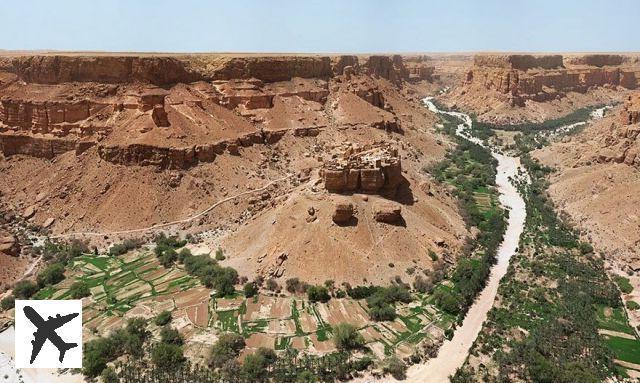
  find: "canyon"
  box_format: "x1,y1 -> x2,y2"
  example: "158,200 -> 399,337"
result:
1,51 -> 640,382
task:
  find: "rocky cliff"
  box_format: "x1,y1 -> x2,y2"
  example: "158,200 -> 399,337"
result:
442,54 -> 640,123
0,53 -> 437,169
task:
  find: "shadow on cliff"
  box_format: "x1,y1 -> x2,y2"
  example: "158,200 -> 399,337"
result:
392,177 -> 415,206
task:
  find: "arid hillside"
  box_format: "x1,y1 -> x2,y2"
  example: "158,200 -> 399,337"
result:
534,93 -> 640,331
0,53 -> 469,285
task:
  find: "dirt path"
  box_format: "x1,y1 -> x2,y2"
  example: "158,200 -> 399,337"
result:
598,329 -> 638,340
50,174 -> 293,239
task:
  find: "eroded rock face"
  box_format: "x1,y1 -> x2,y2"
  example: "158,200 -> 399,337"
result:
566,54 -> 625,67
364,55 -> 409,84
0,232 -> 19,256
621,94 -> 640,125
12,56 -> 200,85
373,201 -> 402,224
332,201 -> 354,224
211,56 -> 333,83
464,54 -> 639,106
474,54 -> 564,70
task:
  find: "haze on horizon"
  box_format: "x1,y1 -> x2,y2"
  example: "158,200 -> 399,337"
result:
0,0 -> 638,54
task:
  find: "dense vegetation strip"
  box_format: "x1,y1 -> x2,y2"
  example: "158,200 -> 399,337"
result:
473,105 -> 603,132
427,114 -> 507,321
451,153 -> 629,382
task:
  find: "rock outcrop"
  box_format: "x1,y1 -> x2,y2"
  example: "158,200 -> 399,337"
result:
464,54 -> 640,106
473,54 -> 564,70
210,56 -> 333,83
332,201 -> 354,224
566,54 -> 625,67
373,201 -> 403,224
0,232 -> 19,256
322,142 -> 402,197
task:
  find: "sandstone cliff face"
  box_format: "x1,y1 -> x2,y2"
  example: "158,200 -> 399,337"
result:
364,55 -> 410,84
473,54 -> 563,70
210,56 -> 333,83
463,54 -> 640,107
566,54 -> 625,67
12,56 -> 201,85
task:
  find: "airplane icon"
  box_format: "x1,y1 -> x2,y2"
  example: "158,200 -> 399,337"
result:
23,305 -> 79,364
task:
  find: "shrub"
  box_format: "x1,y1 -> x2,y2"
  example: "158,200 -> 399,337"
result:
266,278 -> 279,292
383,356 -> 407,380
69,281 -> 91,299
108,239 -> 141,256
36,262 -> 65,288
614,276 -> 633,294
369,305 -> 397,321
0,296 -> 15,310
333,323 -> 364,351
433,289 -> 461,315
286,278 -> 305,294
13,280 -> 38,299
151,343 -> 185,369
215,247 -> 226,261
627,301 -> 640,311
241,347 -> 277,382
154,310 -> 172,326
177,248 -> 192,263
160,326 -> 184,345
100,367 -> 118,383
307,285 -> 330,303
296,370 -> 317,382
413,275 -> 434,293
244,282 -> 258,298
209,333 -> 246,369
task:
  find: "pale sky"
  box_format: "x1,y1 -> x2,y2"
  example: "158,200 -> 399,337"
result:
0,0 -> 638,53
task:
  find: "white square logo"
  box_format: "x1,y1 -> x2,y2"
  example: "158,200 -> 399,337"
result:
14,300 -> 83,369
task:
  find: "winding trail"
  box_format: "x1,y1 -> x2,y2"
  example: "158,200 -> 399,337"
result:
401,98 -> 529,383
50,174 -> 293,239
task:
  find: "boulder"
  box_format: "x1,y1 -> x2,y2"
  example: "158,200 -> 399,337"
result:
332,201 -> 354,224
373,201 -> 402,224
23,205 -> 36,219
0,233 -> 19,256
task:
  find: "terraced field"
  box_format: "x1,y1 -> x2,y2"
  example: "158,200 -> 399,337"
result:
36,248 -> 458,363
212,291 -> 455,360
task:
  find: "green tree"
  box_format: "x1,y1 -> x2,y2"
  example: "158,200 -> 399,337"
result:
333,323 -> 364,351
243,282 -> 258,298
209,333 -> 246,368
69,281 -> 91,299
307,285 -> 330,303
0,296 -> 15,310
151,343 -> 185,369
160,326 -> 184,345
36,262 -> 65,288
242,347 -> 277,382
13,280 -> 38,299
154,310 -> 172,326
100,367 -> 118,383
